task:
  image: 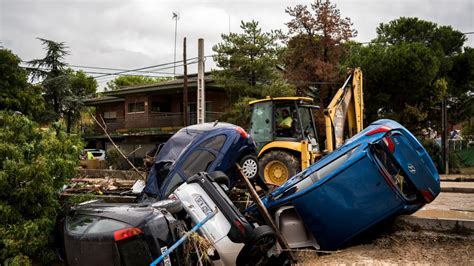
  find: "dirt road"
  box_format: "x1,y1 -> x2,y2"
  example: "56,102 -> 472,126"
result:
297,230 -> 473,265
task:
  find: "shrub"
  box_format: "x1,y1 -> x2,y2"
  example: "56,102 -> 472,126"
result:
0,112 -> 82,264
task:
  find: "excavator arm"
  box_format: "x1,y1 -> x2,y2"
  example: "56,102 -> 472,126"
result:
324,68 -> 364,152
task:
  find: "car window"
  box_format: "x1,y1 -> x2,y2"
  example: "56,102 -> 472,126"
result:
181,150 -> 216,177
200,135 -> 226,151
164,173 -> 184,197
67,215 -> 98,235
87,219 -> 128,234
371,142 -> 417,201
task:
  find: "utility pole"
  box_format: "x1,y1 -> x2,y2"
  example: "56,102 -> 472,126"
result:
183,37 -> 188,126
172,12 -> 180,77
442,96 -> 449,174
197,38 -> 206,124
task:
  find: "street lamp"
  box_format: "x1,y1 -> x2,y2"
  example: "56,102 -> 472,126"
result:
172,12 -> 180,77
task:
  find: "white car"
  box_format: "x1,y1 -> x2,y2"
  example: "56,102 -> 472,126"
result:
84,148 -> 106,160
172,172 -> 276,265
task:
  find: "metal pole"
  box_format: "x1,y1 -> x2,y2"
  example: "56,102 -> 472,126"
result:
443,97 -> 449,174
197,38 -> 206,124
172,12 -> 179,77
183,37 -> 188,126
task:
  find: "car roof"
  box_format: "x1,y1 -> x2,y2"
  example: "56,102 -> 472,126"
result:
179,122 -> 238,132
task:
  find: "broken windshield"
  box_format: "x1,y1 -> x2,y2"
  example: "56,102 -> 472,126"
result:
154,129 -> 201,163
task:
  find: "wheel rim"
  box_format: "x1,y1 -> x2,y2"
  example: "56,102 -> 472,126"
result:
264,160 -> 289,185
242,158 -> 258,178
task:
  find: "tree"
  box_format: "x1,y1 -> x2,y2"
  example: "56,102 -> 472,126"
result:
29,38 -> 69,120
105,75 -> 172,91
63,69 -> 98,133
29,38 -> 97,132
283,0 -> 357,105
0,49 -> 44,118
213,20 -> 295,125
0,111 -> 82,264
345,17 -> 471,132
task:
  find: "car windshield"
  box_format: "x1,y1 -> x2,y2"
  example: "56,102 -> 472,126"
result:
154,129 -> 201,163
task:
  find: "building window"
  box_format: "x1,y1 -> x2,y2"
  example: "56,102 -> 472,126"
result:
128,102 -> 145,113
151,101 -> 172,112
103,111 -> 117,122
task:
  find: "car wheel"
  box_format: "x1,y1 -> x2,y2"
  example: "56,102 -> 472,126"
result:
236,225 -> 276,266
151,199 -> 183,214
240,154 -> 259,179
259,151 -> 299,186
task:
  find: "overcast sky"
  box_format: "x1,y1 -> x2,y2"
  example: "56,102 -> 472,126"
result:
1,0 -> 473,88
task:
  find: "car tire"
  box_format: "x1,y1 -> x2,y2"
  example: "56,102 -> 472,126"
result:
151,199 -> 183,214
240,154 -> 259,180
236,225 -> 277,266
208,171 -> 230,187
259,151 -> 299,186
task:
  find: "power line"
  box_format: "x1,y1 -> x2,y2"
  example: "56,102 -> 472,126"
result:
68,65 -> 175,75
92,59 -> 198,79
92,60 -> 199,80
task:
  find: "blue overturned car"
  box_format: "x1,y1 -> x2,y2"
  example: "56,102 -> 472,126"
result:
141,122 -> 261,200
247,119 -> 441,251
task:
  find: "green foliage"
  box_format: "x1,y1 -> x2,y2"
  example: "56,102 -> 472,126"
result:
106,75 -> 172,91
0,111 -> 82,264
419,138 -> 442,171
106,149 -> 128,170
213,20 -> 295,101
345,17 -> 471,132
376,17 -> 466,56
0,49 -> 45,119
29,38 -> 97,132
213,20 -> 295,123
65,193 -> 98,205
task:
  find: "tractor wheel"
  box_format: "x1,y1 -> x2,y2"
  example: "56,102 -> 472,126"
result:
259,151 -> 299,186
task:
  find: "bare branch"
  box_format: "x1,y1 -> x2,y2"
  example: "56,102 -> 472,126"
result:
90,112 -> 146,179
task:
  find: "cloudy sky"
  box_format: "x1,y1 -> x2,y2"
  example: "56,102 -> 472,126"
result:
1,0 -> 473,88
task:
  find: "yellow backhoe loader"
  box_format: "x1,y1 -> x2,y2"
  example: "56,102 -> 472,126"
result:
245,68 -> 364,185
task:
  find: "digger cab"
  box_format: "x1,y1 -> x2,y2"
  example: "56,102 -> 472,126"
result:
249,97 -> 320,185
249,97 -> 319,150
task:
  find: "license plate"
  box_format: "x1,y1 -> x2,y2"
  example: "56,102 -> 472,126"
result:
160,246 -> 172,266
193,194 -> 213,216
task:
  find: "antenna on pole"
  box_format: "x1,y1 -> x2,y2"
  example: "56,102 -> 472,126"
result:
172,12 -> 180,77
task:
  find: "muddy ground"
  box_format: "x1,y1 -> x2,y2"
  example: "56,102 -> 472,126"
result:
295,230 -> 473,265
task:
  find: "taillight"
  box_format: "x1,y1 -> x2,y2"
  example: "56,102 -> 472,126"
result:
236,127 -> 249,138
114,227 -> 143,241
233,219 -> 246,234
383,136 -> 395,153
420,189 -> 435,203
366,126 -> 391,136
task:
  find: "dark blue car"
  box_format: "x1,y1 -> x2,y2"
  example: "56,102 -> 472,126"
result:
251,119 -> 440,250
142,122 -> 260,200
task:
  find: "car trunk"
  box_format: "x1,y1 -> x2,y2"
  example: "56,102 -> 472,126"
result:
389,131 -> 441,202
64,203 -> 178,266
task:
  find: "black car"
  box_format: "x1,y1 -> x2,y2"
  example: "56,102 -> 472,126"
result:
63,200 -> 185,266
